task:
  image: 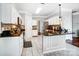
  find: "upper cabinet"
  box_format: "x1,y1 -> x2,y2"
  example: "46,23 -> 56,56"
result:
0,4 -> 22,24
11,6 -> 22,24
0,4 -> 12,23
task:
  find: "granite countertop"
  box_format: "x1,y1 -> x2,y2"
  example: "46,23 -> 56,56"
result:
0,30 -> 25,38
0,32 -> 23,38
0,34 -> 22,38
0,35 -> 21,38
43,32 -> 75,36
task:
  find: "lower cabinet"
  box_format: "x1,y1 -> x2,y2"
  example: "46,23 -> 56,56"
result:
43,35 -> 66,54
0,39 -> 5,56
0,35 -> 23,56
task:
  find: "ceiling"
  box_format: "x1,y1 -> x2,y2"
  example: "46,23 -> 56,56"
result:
14,3 -> 79,16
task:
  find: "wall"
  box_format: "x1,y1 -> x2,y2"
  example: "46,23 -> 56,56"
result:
0,4 -> 2,33
72,14 -> 79,37
62,8 -> 72,32
40,18 -> 45,33
25,12 -> 32,41
20,13 -> 25,25
62,8 -> 72,40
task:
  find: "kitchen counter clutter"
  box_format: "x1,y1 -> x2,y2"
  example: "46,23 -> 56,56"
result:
0,33 -> 23,56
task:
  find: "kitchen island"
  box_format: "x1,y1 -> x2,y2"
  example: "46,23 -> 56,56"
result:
0,34 -> 23,56
43,33 -> 73,54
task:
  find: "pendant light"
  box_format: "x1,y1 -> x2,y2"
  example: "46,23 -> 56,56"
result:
59,4 -> 62,26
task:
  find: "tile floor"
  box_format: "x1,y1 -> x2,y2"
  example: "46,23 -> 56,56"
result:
22,35 -> 43,56
22,36 -> 79,56
44,43 -> 79,56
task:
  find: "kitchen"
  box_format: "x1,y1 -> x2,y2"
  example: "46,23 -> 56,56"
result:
0,3 -> 79,56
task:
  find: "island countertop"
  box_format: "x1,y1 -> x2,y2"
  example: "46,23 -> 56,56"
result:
0,32 -> 24,38
43,32 -> 75,36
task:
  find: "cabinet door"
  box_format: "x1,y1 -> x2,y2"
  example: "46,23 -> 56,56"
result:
19,37 -> 23,55
4,37 -> 20,56
43,36 -> 50,51
1,4 -> 12,23
11,7 -> 23,24
65,34 -> 72,40
11,7 -> 18,24
0,38 -> 5,56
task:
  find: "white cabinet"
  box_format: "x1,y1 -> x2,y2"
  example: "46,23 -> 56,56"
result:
0,4 -> 12,23
0,35 -> 23,56
65,34 -> 72,40
0,4 -> 22,24
11,7 -> 22,24
43,35 -> 66,54
4,37 -> 20,56
0,38 -> 5,56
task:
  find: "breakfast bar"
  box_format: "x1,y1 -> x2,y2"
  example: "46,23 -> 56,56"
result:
43,33 -> 73,54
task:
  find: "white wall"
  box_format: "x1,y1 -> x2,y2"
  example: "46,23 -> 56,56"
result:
62,8 -> 72,32
40,18 -> 45,33
25,12 -> 32,41
0,4 -> 2,33
72,14 -> 79,37
62,8 -> 72,40
20,13 -> 25,25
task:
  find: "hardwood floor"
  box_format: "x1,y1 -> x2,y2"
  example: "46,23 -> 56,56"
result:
22,36 -> 79,56
72,37 -> 79,47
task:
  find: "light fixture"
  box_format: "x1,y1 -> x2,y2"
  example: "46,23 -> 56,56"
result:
36,7 -> 42,14
59,4 -> 62,26
36,3 -> 46,14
